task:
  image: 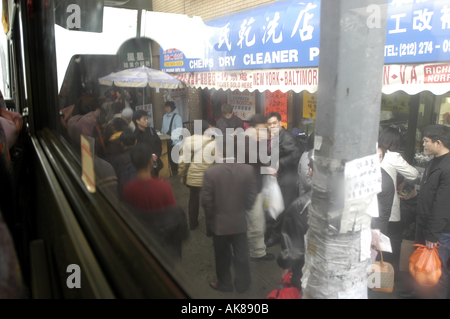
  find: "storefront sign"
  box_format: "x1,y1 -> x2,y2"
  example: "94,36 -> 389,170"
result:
160,0 -> 450,73
382,62 -> 450,95
172,62 -> 450,95
227,90 -> 255,121
265,91 -> 288,129
303,92 -> 317,119
385,0 -> 450,64
172,68 -> 318,93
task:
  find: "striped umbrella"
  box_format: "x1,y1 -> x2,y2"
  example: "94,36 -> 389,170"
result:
98,66 -> 185,90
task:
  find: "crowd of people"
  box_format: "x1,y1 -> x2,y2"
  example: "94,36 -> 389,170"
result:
2,82 -> 450,298
58,91 -> 450,298
60,92 -> 310,294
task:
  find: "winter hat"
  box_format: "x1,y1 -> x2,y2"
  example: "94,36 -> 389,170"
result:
122,107 -> 133,119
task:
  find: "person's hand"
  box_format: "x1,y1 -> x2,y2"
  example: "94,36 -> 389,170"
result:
180,177 -> 185,184
398,191 -> 409,200
426,240 -> 438,249
265,167 -> 278,177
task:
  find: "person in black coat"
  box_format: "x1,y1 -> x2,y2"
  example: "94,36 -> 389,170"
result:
133,110 -> 163,176
265,112 -> 304,247
399,124 -> 450,299
216,103 -> 244,135
277,150 -> 313,290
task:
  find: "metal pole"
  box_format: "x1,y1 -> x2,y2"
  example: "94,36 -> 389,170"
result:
302,0 -> 388,299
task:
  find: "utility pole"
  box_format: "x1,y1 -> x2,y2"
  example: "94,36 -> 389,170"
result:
302,0 -> 388,299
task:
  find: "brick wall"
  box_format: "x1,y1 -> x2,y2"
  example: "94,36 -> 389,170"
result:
152,0 -> 278,22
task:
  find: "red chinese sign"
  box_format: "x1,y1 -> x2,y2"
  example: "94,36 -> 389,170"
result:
265,90 -> 288,129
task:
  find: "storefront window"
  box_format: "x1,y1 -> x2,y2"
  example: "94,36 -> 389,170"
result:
437,94 -> 450,127
295,91 -> 316,136
380,91 -> 411,151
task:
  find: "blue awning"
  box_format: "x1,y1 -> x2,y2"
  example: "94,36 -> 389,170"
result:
160,0 -> 450,73
202,0 -> 321,69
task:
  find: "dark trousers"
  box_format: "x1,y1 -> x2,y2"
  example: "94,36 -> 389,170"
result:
266,182 -> 297,241
212,233 -> 251,293
383,196 -> 417,273
188,186 -> 201,230
167,142 -> 178,175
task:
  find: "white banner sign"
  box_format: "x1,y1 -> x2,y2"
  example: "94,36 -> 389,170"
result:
170,62 -> 450,95
227,90 -> 256,121
172,68 -> 319,94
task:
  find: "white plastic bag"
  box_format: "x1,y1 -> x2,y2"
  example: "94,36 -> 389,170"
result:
262,175 -> 285,220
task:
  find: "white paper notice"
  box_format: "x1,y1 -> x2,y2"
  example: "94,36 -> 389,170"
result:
340,154 -> 382,233
344,154 -> 382,201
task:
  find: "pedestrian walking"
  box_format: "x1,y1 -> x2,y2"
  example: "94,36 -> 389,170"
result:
201,135 -> 257,293
178,120 -> 215,230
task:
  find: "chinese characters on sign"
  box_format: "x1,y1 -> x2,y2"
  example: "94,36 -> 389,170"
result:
384,0 -> 450,63
345,154 -> 382,202
160,0 -> 450,73
227,90 -> 255,121
172,68 -> 319,93
265,91 -> 288,129
160,0 -> 321,72
303,91 -> 317,119
124,51 -> 151,69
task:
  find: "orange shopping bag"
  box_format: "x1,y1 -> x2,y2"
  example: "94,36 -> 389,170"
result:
409,244 -> 442,287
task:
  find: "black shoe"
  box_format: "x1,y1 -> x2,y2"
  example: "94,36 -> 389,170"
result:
209,281 -> 233,293
250,253 -> 275,262
397,290 -> 418,299
265,237 -> 280,247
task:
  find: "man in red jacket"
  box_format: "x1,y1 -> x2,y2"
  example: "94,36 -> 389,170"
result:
123,143 -> 176,212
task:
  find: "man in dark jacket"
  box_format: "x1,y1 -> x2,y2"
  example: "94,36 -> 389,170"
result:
277,150 -> 313,290
216,103 -> 244,135
201,135 -> 258,293
111,129 -> 137,199
265,112 -> 304,247
133,110 -> 163,176
241,114 -> 274,262
399,124 -> 450,299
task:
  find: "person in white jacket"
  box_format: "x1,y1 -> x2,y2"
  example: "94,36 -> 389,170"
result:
378,127 -> 419,272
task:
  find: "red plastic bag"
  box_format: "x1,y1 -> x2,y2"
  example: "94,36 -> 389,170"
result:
266,271 -> 301,299
409,244 -> 442,287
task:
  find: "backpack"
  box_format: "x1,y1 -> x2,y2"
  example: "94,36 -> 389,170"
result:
292,127 -> 308,152
118,161 -> 137,199
266,271 -> 301,299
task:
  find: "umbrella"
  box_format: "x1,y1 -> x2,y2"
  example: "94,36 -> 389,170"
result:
98,66 -> 185,90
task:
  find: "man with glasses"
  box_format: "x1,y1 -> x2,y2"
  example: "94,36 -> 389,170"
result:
399,124 -> 450,299
265,112 -> 304,247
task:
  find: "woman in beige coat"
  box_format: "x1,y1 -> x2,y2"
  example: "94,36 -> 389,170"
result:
179,120 -> 216,230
